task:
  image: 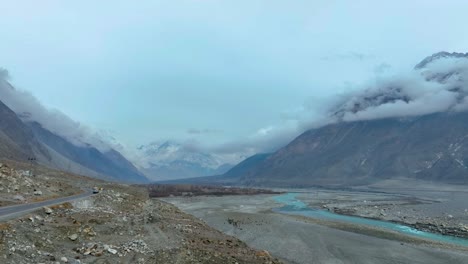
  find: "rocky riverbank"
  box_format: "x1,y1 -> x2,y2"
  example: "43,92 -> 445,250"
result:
321,189 -> 468,240
164,194 -> 468,264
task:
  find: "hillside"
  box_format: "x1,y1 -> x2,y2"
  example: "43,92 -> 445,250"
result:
236,112 -> 468,187
0,161 -> 281,264
177,52 -> 468,187
0,100 -> 50,162
158,153 -> 271,185
28,121 -> 148,183
0,98 -> 147,183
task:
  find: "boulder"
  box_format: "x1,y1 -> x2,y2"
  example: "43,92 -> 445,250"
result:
43,207 -> 53,214
13,195 -> 25,201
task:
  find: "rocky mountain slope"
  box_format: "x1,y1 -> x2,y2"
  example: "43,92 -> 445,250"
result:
0,162 -> 281,264
0,100 -> 50,162
138,141 -> 232,181
157,153 -> 271,185
28,122 -> 147,183
183,52 -> 468,187
238,112 -> 468,187
0,91 -> 147,183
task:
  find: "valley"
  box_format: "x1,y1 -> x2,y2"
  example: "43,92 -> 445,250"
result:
2,4 -> 468,263
164,183 -> 468,264
0,162 -> 281,264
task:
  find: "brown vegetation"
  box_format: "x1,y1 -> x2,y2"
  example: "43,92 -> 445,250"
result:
146,184 -> 281,198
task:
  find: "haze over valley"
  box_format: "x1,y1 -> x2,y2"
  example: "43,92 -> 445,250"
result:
2,1 -> 468,264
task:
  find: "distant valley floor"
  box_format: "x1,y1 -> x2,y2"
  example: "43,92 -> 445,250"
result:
163,185 -> 468,264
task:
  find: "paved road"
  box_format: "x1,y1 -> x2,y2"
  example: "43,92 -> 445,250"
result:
0,190 -> 94,221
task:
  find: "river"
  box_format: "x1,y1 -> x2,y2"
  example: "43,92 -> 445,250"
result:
274,192 -> 468,247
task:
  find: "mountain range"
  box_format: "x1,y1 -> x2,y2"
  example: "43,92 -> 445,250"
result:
4,51 -> 468,186
0,80 -> 148,183
171,51 -> 468,187
137,141 -> 233,181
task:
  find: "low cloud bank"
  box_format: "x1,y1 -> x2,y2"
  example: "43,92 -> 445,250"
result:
0,70 -> 112,152
205,52 -> 468,159
333,53 -> 468,122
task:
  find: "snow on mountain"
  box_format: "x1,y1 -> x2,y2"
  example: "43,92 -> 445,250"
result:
137,141 -> 233,181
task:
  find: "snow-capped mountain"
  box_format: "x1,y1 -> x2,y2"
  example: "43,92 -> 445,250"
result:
137,141 -> 233,181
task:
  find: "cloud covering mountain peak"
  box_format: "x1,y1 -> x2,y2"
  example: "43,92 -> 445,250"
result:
329,52 -> 468,123
0,70 -> 112,152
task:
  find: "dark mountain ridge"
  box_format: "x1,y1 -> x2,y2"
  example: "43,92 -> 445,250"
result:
177,51 -> 468,187
237,112 -> 468,187
0,89 -> 147,182
0,99 -> 50,161
28,121 -> 148,183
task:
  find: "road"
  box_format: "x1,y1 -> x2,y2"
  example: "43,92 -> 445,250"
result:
0,190 -> 94,221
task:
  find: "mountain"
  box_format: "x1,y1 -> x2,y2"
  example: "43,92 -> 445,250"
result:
234,112 -> 468,187
221,153 -> 271,179
181,52 -> 468,187
414,51 -> 468,69
0,77 -> 147,182
0,99 -> 50,161
138,141 -> 233,181
28,121 -> 148,183
158,153 -> 271,185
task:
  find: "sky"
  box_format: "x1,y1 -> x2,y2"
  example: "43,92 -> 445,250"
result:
1,0 -> 468,159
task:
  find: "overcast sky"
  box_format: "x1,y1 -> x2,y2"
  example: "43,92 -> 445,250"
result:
1,0 -> 468,151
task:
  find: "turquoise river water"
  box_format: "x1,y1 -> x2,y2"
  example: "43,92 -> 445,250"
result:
273,193 -> 468,247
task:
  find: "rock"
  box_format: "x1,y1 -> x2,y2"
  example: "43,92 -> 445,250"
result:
13,195 -> 25,201
34,190 -> 43,196
13,185 -> 19,191
255,250 -> 271,258
19,170 -> 31,177
82,227 -> 96,236
43,207 -> 53,214
107,248 -> 118,255
68,234 -> 78,241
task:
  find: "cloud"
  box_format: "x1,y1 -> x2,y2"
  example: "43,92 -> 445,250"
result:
209,124 -> 299,157
373,63 -> 392,74
205,52 -> 468,160
333,54 -> 468,123
187,128 -> 223,135
0,71 -> 112,152
320,51 -> 375,62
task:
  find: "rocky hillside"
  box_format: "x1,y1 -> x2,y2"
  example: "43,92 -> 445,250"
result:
0,100 -> 49,162
29,122 -> 148,183
0,162 -> 281,264
185,52 -> 468,187
0,75 -> 148,183
157,153 -> 271,185
237,112 -> 468,187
